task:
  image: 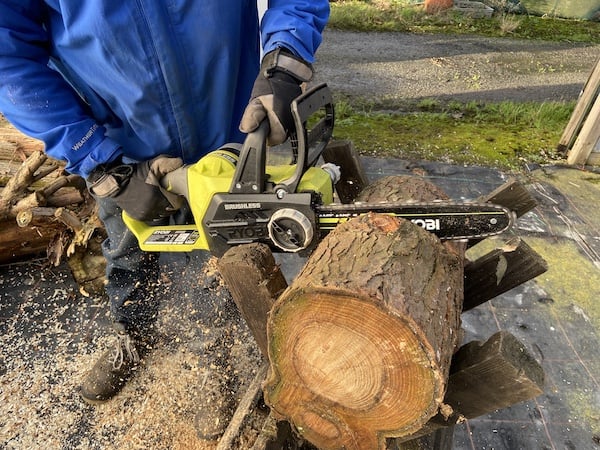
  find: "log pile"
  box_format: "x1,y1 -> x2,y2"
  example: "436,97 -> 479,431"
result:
0,116 -> 106,294
218,143 -> 547,450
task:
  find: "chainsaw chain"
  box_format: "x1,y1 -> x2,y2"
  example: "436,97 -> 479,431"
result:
315,201 -> 514,240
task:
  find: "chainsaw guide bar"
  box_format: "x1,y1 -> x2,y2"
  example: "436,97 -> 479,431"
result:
316,201 -> 514,241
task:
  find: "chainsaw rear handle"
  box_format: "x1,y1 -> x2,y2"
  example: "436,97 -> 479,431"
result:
230,83 -> 334,195
159,83 -> 334,199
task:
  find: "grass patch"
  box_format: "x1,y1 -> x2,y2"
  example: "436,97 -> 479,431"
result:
328,1 -> 600,43
326,1 -> 595,169
331,100 -> 573,170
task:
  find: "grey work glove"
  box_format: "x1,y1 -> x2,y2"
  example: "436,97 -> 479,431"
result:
240,48 -> 313,145
88,155 -> 184,222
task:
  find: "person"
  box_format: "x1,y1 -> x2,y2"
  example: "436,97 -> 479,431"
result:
0,1 -> 329,406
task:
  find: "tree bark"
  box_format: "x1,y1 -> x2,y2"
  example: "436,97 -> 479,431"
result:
264,176 -> 464,450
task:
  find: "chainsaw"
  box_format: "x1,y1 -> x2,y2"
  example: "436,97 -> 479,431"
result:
123,84 -> 514,257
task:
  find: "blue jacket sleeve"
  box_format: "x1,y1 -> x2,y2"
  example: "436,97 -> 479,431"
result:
261,0 -> 330,63
0,1 -> 121,178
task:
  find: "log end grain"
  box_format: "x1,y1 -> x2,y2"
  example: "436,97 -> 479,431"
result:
265,289 -> 444,450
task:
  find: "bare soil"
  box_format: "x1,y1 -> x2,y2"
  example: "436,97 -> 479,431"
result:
314,30 -> 600,104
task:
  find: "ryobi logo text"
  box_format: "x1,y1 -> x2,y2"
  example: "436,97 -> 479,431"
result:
411,218 -> 441,231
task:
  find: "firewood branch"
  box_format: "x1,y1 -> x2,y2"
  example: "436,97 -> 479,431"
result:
0,150 -> 48,218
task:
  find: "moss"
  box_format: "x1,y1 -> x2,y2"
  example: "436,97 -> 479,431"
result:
332,106 -> 568,170
525,237 -> 600,330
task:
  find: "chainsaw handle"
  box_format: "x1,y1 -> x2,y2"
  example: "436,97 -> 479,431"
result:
160,165 -> 190,199
161,85 -> 335,197
280,83 -> 334,193
229,83 -> 334,195
229,120 -> 269,194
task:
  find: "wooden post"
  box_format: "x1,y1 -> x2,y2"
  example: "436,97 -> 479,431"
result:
478,178 -> 537,220
558,57 -> 600,154
218,244 -> 288,358
567,92 -> 600,165
392,331 -> 544,444
218,244 -> 304,449
444,331 -> 544,418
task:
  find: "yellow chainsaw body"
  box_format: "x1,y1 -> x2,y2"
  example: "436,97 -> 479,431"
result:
123,148 -> 334,252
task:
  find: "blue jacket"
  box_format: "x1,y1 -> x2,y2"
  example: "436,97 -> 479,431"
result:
0,1 -> 329,177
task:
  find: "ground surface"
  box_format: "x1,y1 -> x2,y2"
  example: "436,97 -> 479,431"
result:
315,30 -> 600,104
2,30 -> 600,450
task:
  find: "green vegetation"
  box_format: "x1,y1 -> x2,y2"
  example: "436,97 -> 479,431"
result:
332,100 -> 572,170
328,1 -> 600,43
325,1 -> 599,170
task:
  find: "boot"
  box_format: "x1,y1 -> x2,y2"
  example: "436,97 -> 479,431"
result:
80,323 -> 143,404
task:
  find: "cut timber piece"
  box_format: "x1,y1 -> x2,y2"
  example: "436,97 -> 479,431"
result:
322,140 -> 369,203
265,175 -> 464,450
444,330 -> 544,419
463,237 -> 548,311
218,244 -> 288,358
393,331 -> 544,444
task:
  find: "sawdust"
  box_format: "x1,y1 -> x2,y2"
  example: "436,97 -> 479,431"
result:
0,255 -> 263,449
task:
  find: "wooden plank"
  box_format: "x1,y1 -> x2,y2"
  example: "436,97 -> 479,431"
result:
322,139 -> 369,203
558,57 -> 600,154
443,331 -> 544,419
393,331 -> 545,443
587,151 -> 600,166
479,178 -> 537,219
218,243 -> 288,358
463,237 -> 548,311
217,363 -> 269,450
567,91 -> 600,165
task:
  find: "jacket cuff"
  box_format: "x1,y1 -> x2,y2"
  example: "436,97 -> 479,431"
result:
76,137 -> 122,179
261,48 -> 313,82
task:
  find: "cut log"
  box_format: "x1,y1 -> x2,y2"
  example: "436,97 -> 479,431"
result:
264,176 -> 464,450
0,213 -> 67,264
0,145 -> 104,276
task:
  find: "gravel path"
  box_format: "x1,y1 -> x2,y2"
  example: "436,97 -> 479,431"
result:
314,30 -> 600,104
